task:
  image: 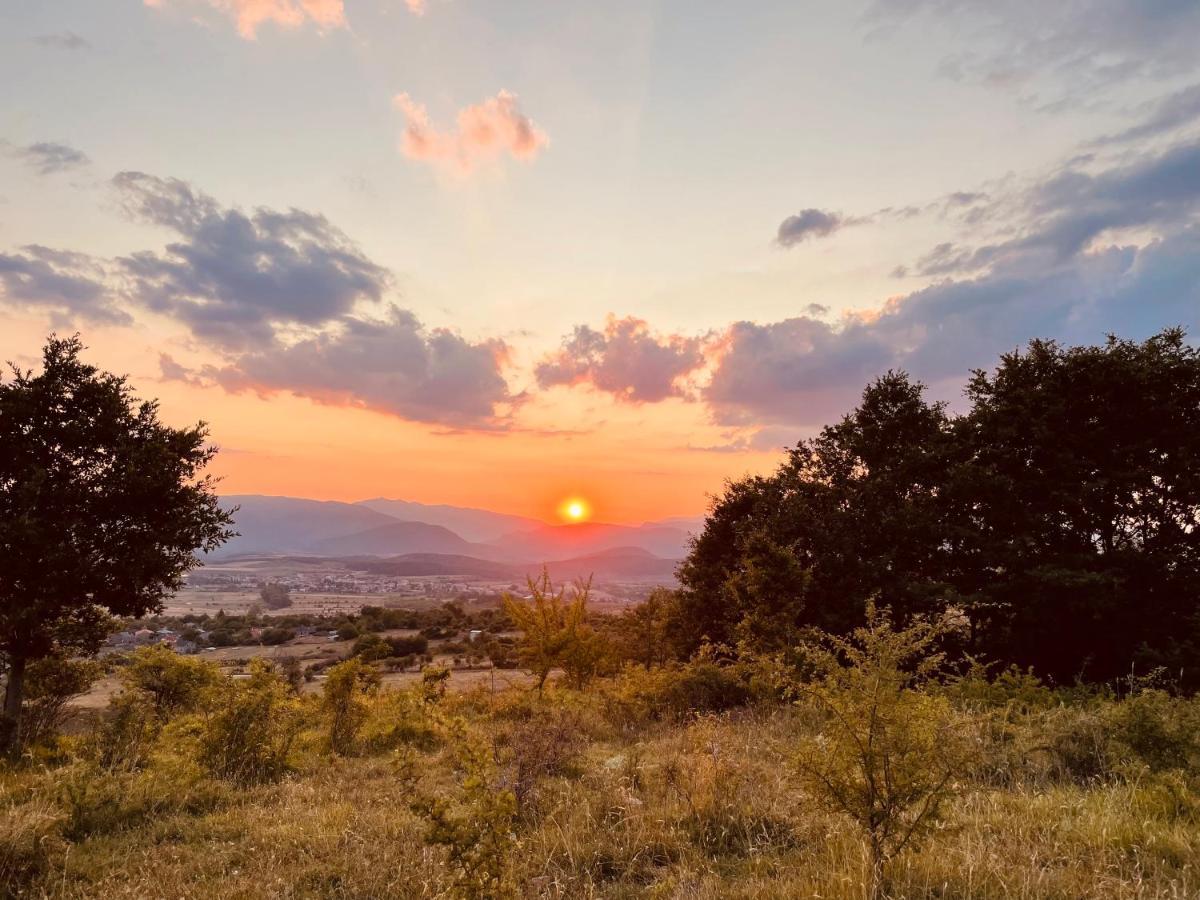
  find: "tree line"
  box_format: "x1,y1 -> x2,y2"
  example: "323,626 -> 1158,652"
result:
673,329 -> 1200,687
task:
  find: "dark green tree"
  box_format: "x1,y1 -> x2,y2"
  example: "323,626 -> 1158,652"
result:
0,335 -> 234,755
259,581 -> 292,610
676,372 -> 954,655
954,330 -> 1200,683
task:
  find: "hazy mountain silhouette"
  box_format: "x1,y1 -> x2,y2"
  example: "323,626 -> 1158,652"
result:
486,521 -> 690,561
216,494 -> 693,564
357,497 -> 544,542
353,546 -> 677,583
217,495 -> 398,556
311,521 -> 476,557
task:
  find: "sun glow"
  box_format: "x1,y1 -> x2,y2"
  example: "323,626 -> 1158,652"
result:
559,497 -> 590,523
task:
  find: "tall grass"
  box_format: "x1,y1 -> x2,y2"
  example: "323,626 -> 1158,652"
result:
2,654 -> 1198,898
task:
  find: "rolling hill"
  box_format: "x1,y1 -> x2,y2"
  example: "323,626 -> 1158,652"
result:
311,521 -> 476,557
356,497 -> 544,542
215,494 -> 695,567
217,496 -> 400,557
352,546 -> 678,583
486,521 -> 691,561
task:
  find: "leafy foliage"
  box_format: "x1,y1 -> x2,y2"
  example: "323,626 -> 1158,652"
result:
792,603 -> 974,899
503,570 -> 609,693
0,336 -> 233,753
681,330 -> 1200,686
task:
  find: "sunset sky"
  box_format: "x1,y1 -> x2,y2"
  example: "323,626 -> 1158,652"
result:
2,1 -> 1199,523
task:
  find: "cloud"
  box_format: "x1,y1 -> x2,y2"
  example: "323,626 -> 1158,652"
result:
1093,83 -> 1200,146
143,0 -> 346,39
166,307 -> 516,428
705,137 -> 1200,428
113,171 -> 390,347
0,245 -> 127,325
9,142 -> 90,176
393,91 -> 548,174
405,0 -> 426,14
869,0 -> 1200,97
706,231 -> 1200,428
536,316 -> 708,403
776,209 -> 851,247
33,32 -> 91,50
906,139 -> 1200,276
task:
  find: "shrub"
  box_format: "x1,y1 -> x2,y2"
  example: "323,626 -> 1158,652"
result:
404,719 -> 518,900
1106,689 -> 1200,773
90,690 -> 162,772
260,626 -> 296,646
18,655 -> 102,751
792,603 -> 976,900
387,634 -> 429,657
351,632 -> 392,661
120,645 -> 221,718
321,657 -> 381,756
606,657 -> 752,724
501,708 -> 586,814
197,660 -> 299,784
421,664 -> 450,705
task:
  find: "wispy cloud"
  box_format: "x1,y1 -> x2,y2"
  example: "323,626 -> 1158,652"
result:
776,209 -> 857,247
143,0 -> 346,39
393,91 -> 548,174
0,245 -> 126,325
868,0 -> 1200,102
8,141 -> 90,176
33,31 -> 91,51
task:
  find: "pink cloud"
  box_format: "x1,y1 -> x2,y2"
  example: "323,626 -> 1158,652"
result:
405,0 -> 427,14
144,0 -> 346,39
393,91 -> 548,174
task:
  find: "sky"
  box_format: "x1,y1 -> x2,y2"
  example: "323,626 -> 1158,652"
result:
2,0 -> 1199,524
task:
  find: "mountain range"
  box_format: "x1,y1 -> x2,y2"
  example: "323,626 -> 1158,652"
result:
214,496 -> 702,577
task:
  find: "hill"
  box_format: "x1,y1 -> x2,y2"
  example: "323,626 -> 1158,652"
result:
487,521 -> 690,561
311,521 -> 476,557
356,497 -> 545,543
216,496 -> 400,557
351,546 -> 677,583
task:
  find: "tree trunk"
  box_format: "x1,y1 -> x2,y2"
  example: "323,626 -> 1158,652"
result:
1,654 -> 27,758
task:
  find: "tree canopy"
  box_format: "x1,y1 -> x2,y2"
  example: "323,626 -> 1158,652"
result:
678,329 -> 1200,686
0,335 -> 234,753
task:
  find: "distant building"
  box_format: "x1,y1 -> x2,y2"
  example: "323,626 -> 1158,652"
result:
468,630 -> 483,642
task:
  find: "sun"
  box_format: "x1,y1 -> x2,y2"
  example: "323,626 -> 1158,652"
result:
559,497 -> 591,523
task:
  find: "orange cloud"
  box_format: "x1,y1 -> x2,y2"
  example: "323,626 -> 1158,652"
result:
393,91 -> 548,174
405,0 -> 427,15
144,0 -> 346,39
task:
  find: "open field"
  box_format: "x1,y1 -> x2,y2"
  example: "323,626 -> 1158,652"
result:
5,673 -> 1200,900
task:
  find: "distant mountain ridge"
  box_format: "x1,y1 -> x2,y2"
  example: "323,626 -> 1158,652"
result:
357,497 -> 544,542
215,494 -> 696,565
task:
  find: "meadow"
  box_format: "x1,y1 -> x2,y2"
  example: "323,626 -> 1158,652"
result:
2,622 -> 1198,900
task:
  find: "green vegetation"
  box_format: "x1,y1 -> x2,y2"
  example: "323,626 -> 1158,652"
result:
677,330 -> 1200,686
0,336 -> 233,755
2,631 -> 1199,898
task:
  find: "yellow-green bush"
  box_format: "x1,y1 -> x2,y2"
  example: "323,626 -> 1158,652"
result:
196,660 -> 299,784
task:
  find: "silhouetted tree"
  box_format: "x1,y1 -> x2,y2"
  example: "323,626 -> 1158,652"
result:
954,330 -> 1200,683
0,336 -> 234,755
679,330 -> 1200,686
677,371 -> 954,655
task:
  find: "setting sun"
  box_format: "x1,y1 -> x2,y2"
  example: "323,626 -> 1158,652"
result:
559,497 -> 590,523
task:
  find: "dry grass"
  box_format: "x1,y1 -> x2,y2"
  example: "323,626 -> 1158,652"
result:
3,677 -> 1199,899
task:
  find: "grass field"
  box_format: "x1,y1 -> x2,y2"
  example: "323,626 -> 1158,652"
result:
4,644 -> 1200,900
